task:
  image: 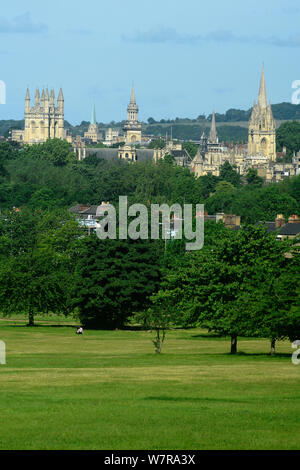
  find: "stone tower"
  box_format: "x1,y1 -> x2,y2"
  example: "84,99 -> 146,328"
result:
123,84 -> 142,144
24,88 -> 64,144
248,65 -> 276,162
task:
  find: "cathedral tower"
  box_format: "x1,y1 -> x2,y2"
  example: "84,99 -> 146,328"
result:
123,84 -> 142,144
24,87 -> 65,144
248,65 -> 276,161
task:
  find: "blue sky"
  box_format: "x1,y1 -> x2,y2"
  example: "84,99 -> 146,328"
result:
0,0 -> 300,124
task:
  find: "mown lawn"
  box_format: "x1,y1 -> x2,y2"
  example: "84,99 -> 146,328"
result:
0,318 -> 299,450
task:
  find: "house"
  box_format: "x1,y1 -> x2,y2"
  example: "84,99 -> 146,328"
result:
69,202 -> 110,234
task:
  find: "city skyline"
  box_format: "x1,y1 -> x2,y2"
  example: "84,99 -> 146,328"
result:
0,0 -> 300,124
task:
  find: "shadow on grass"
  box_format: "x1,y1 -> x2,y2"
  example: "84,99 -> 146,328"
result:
6,324 -> 78,329
143,396 -> 251,404
231,351 -> 291,358
191,333 -> 224,339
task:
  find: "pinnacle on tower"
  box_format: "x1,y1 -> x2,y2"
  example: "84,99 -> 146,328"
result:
25,88 -> 30,112
41,89 -> 45,106
50,89 -> 55,103
258,64 -> 267,109
58,88 -> 64,102
208,109 -> 218,144
34,88 -> 40,107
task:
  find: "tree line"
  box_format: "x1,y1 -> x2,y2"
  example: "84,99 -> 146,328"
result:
0,139 -> 299,354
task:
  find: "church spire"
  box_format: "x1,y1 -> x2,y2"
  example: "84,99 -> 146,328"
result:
258,64 -> 267,109
208,109 -> 218,144
127,83 -> 139,122
91,104 -> 96,125
130,82 -> 136,104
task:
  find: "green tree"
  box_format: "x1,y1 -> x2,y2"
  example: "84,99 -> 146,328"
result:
148,138 -> 166,149
0,208 -> 81,325
245,168 -> 264,187
73,236 -> 162,329
0,251 -> 72,325
22,138 -> 75,166
219,161 -> 241,187
214,181 -> 236,193
153,226 -> 294,354
276,121 -> 300,161
182,142 -> 198,159
135,289 -> 177,353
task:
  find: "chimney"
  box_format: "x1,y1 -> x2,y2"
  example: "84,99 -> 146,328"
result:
288,214 -> 300,224
275,214 -> 286,228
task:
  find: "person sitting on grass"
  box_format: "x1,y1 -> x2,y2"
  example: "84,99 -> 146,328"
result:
76,327 -> 83,335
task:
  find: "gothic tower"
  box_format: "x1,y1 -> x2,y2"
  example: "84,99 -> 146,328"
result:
24,87 -> 65,144
123,83 -> 142,144
248,65 -> 276,161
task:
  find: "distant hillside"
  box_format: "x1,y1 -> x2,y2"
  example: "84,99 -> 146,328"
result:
0,120 -> 24,137
144,124 -> 248,143
211,102 -> 300,122
1,102 -> 300,143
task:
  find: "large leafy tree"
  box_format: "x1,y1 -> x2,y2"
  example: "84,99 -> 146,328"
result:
151,225 -> 297,354
219,161 -> 241,187
21,138 -> 75,166
0,251 -> 72,326
249,243 -> 300,353
73,236 -> 163,329
0,208 -> 81,325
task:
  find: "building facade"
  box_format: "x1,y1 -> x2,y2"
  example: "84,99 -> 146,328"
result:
24,88 -> 64,144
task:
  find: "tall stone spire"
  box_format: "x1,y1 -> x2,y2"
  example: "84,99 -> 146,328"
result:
91,104 -> 96,125
208,109 -> 218,144
127,83 -> 139,122
248,65 -> 276,162
258,64 -> 267,109
123,83 -> 142,144
130,82 -> 136,104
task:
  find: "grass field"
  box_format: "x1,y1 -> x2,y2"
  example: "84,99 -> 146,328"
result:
0,317 -> 299,450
